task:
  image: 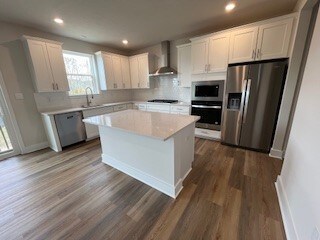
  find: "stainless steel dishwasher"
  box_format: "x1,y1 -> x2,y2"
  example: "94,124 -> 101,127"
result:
54,111 -> 87,148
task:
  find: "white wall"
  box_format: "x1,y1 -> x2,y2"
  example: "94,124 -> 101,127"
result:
0,21 -> 132,149
277,5 -> 320,240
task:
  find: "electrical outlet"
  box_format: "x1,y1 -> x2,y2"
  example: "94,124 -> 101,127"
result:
311,227 -> 320,240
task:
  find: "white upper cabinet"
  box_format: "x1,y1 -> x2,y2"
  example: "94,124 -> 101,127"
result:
96,52 -> 150,90
22,36 -> 69,92
207,33 -> 230,72
229,27 -> 259,64
137,53 -> 150,88
256,18 -> 293,60
129,53 -> 150,89
120,57 -> 131,89
177,43 -> 192,87
111,55 -> 123,89
191,33 -> 230,74
96,53 -> 115,90
191,39 -> 208,74
96,52 -> 131,90
129,57 -> 140,89
45,43 -> 69,91
229,17 -> 294,63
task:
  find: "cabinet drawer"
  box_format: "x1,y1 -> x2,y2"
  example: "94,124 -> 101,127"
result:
113,104 -> 127,112
83,106 -> 113,117
126,103 -> 133,109
147,104 -> 170,112
170,105 -> 190,114
138,104 -> 147,111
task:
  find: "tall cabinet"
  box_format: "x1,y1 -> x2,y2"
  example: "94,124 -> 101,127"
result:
22,36 -> 69,92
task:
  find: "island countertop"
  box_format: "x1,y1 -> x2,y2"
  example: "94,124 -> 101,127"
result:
83,109 -> 200,141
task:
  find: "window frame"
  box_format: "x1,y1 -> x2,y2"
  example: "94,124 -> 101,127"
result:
63,50 -> 100,97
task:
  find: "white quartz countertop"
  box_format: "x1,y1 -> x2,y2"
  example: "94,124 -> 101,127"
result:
41,101 -> 191,115
83,109 -> 200,141
41,102 -> 132,115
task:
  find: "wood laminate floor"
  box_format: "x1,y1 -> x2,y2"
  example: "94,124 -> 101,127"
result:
0,138 -> 285,240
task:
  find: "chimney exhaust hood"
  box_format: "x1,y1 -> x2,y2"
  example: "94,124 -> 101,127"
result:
149,41 -> 177,77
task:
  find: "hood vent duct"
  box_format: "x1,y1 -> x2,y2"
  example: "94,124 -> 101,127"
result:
149,41 -> 177,77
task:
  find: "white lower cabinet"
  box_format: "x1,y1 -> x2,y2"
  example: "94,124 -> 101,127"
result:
82,106 -> 113,139
113,104 -> 127,112
170,105 -> 190,115
147,104 -> 170,113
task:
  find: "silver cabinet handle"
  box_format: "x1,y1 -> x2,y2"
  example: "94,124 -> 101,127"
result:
138,82 -> 140,88
252,50 -> 256,59
207,64 -> 210,72
123,83 -> 125,88
243,79 -> 252,124
56,83 -> 58,90
257,49 -> 261,59
52,83 -> 55,90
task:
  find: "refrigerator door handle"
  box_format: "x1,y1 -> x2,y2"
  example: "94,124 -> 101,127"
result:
243,79 -> 252,124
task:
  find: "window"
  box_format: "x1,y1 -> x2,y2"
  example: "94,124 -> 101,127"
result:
63,51 -> 99,96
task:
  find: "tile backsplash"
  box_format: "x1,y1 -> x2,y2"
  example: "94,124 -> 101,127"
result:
132,76 -> 191,102
34,90 -> 133,112
34,76 -> 191,112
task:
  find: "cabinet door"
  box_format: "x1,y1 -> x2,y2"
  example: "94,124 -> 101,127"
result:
256,18 -> 293,60
137,54 -> 150,88
229,27 -> 259,64
103,54 -> 116,89
26,39 -> 54,92
208,33 -> 230,72
129,57 -> 140,89
191,39 -> 208,74
46,43 -> 69,92
111,55 -> 123,89
177,44 -> 192,87
120,57 -> 131,89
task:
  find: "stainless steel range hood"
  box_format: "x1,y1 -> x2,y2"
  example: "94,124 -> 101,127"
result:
149,41 -> 177,77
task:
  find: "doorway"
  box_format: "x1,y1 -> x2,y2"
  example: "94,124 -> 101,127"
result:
0,71 -> 21,160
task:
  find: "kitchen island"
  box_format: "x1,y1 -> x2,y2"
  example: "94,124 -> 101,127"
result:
83,109 -> 200,198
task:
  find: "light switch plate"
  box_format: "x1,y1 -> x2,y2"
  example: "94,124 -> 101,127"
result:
14,93 -> 24,100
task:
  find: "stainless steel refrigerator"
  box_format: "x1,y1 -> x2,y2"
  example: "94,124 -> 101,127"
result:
221,59 -> 288,152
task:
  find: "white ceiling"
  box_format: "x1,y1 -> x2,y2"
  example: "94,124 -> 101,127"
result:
0,0 -> 298,51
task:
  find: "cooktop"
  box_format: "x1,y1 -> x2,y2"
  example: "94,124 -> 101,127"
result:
147,99 -> 178,104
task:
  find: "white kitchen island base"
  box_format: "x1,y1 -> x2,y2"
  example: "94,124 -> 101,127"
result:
99,123 -> 195,198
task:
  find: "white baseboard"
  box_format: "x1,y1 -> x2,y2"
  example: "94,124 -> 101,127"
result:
275,176 -> 299,240
21,141 -> 49,154
270,148 -> 284,159
102,153 -> 184,198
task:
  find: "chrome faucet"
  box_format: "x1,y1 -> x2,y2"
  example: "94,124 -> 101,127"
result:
85,87 -> 94,107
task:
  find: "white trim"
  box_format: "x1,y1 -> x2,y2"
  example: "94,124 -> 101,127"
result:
275,176 -> 299,240
190,13 -> 298,41
21,35 -> 63,45
21,141 -> 49,154
102,153 -> 184,198
269,148 -> 284,159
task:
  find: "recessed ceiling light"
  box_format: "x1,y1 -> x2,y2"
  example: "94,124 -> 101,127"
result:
54,18 -> 64,24
122,39 -> 128,45
225,2 -> 236,12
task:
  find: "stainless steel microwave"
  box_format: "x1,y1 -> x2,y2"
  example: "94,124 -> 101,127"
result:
191,80 -> 224,102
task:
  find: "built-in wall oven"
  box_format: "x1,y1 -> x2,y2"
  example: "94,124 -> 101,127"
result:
191,80 -> 224,131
